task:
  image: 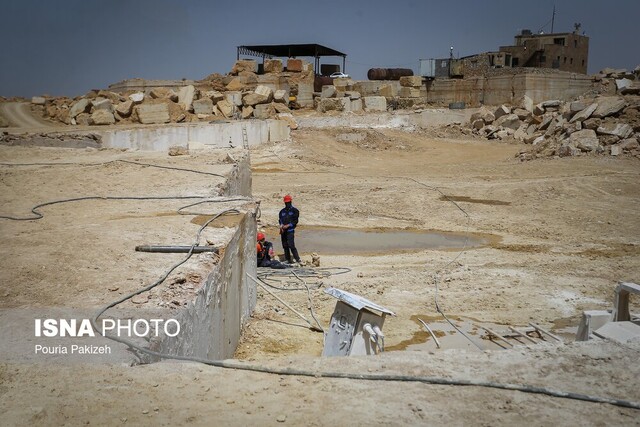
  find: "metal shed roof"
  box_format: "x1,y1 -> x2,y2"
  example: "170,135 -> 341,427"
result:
237,44 -> 346,59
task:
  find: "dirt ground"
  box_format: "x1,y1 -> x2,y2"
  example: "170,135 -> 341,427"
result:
1,120 -> 640,425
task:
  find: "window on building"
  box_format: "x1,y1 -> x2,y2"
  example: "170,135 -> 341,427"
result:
582,59 -> 585,66
570,58 -> 574,64
574,40 -> 578,48
564,57 -> 567,64
554,37 -> 565,45
540,55 -> 546,63
512,58 -> 519,67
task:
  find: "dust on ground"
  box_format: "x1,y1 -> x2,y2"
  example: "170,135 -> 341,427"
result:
1,124 -> 640,425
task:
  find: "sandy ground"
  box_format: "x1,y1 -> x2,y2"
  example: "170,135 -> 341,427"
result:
1,121 -> 640,425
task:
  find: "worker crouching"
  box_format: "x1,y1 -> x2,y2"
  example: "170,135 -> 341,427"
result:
257,232 -> 289,269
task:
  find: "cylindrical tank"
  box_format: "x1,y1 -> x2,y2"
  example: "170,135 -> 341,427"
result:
367,68 -> 414,81
314,76 -> 333,92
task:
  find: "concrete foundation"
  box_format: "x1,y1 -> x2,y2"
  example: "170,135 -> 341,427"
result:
80,120 -> 290,151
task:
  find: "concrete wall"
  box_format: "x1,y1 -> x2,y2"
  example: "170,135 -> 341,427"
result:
219,151 -> 252,197
157,208 -> 258,360
89,120 -> 290,151
427,72 -> 594,106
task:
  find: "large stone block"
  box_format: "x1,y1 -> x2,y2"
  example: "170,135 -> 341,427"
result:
136,103 -> 170,124
363,96 -> 387,112
494,113 -> 521,131
70,99 -> 91,118
226,78 -> 246,92
597,123 -> 633,139
216,100 -> 234,118
129,92 -> 144,103
193,98 -> 214,115
378,84 -> 395,98
203,90 -> 225,103
241,106 -> 254,119
150,88 -> 178,102
399,76 -> 422,88
276,113 -> 298,130
399,87 -> 421,98
253,103 -> 276,120
287,58 -> 303,72
569,103 -> 598,123
494,105 -> 510,119
31,96 -> 46,105
178,85 -> 196,111
231,59 -> 258,74
274,89 -> 288,103
264,59 -> 283,73
225,91 -> 242,107
321,85 -> 337,98
349,98 -> 363,112
317,98 -> 350,113
90,110 -> 115,125
92,98 -> 113,112
569,129 -> 600,152
115,100 -> 134,117
268,119 -> 290,142
255,85 -> 273,99
592,97 -> 627,118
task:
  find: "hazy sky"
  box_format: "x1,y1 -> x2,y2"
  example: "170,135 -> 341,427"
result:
2,0 -> 638,98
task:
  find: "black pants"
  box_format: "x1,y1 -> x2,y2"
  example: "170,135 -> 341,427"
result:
258,258 -> 289,269
281,231 -> 300,263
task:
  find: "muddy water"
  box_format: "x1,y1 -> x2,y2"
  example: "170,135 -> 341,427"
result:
262,226 -> 491,255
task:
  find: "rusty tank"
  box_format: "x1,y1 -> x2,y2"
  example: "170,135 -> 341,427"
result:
367,68 -> 414,81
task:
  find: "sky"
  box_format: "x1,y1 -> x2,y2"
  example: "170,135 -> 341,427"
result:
1,0 -> 639,98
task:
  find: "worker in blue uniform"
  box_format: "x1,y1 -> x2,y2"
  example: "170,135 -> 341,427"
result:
278,194 -> 301,264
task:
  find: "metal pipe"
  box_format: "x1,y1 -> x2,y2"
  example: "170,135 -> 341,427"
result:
135,245 -> 219,254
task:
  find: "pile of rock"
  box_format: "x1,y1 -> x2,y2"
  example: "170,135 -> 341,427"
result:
29,57 -> 321,129
469,91 -> 640,159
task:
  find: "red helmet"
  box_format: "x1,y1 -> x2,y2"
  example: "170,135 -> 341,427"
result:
257,232 -> 265,241
283,195 -> 292,203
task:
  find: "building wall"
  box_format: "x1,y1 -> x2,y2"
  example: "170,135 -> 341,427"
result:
500,33 -> 588,74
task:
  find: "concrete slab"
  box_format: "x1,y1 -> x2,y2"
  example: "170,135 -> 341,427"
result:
593,321 -> 640,343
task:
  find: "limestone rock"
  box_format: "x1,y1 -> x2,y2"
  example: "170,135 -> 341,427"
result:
70,99 -> 91,118
90,109 -> 115,125
494,105 -> 510,119
610,145 -> 621,156
276,113 -> 298,130
317,98 -> 349,113
168,146 -> 188,156
569,129 -> 600,152
582,118 -> 601,130
472,119 -> 485,130
619,138 -> 639,151
115,100 -> 134,117
129,92 -> 145,103
350,98 -> 363,112
533,104 -> 545,116
592,97 -> 626,118
216,100 -> 234,118
253,103 -> 276,120
363,96 -> 387,112
193,99 -> 214,115
272,102 -> 291,114
226,91 -> 243,107
226,78 -> 246,92
513,108 -> 531,121
255,85 -> 273,100
399,87 -> 420,98
569,103 -> 598,123
597,123 -> 633,139
379,85 -> 395,98
92,98 -> 113,112
346,91 -> 361,100
557,143 -> 579,157
231,59 -> 258,75
31,96 -> 46,105
178,85 -> 196,111
274,90 -> 288,103
135,103 -> 170,124
542,100 -> 561,108
241,106 -> 254,119
286,59 -> 303,72
494,113 -> 521,131
399,76 -> 422,88
76,113 -> 91,126
243,86 -> 273,107
264,59 -> 283,73
321,85 -> 337,99
570,101 -> 587,113
519,95 -> 533,113
150,88 -> 178,102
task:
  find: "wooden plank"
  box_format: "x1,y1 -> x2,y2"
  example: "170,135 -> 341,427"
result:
509,326 -> 538,344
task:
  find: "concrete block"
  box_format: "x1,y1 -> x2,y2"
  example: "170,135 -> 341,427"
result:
136,103 -> 170,124
287,58 -> 303,72
399,76 -> 422,88
31,96 -> 46,105
193,98 -> 214,115
363,96 -> 387,112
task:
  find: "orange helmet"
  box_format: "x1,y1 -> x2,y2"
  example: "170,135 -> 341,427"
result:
257,232 -> 265,241
283,195 -> 292,203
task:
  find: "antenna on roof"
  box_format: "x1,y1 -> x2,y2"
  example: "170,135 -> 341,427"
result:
551,5 -> 556,33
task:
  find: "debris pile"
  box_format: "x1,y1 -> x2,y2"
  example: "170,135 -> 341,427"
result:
468,67 -> 640,160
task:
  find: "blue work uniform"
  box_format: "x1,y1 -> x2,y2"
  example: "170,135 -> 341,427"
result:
278,204 -> 301,263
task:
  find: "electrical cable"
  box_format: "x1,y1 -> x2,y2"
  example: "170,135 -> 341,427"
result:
8,157 -> 638,410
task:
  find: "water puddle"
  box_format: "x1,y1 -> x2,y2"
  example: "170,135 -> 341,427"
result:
262,226 -> 492,255
439,195 -> 511,206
